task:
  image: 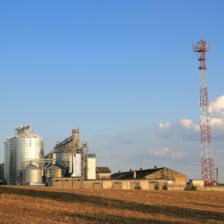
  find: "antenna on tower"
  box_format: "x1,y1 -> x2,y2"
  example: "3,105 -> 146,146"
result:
193,40 -> 216,185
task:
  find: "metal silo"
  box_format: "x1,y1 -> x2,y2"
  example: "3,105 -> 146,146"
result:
20,164 -> 42,185
55,151 -> 72,173
4,136 -> 17,184
46,164 -> 62,178
4,125 -> 44,185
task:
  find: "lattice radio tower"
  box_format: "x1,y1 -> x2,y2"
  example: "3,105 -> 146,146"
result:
193,40 -> 216,185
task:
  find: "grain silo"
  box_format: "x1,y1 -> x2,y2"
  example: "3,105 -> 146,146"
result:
20,164 -> 43,185
4,125 -> 44,185
49,128 -> 95,179
46,164 -> 62,178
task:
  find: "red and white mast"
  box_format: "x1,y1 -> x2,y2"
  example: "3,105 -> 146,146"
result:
193,40 -> 216,185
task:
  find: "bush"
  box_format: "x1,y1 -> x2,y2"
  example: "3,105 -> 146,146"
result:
162,183 -> 168,190
154,183 -> 159,190
135,184 -> 142,190
185,185 -> 197,191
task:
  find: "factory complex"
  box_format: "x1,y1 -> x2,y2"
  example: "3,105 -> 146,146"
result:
2,125 -> 98,185
0,124 -> 193,190
48,167 -> 187,190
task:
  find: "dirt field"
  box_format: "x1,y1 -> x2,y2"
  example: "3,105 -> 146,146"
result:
0,186 -> 224,224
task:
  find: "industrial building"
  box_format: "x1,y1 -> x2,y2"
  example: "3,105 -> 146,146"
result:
3,125 -> 188,190
188,179 -> 204,188
48,167 -> 187,190
111,167 -> 187,186
3,125 -> 97,185
96,167 -> 111,179
4,125 -> 44,185
45,128 -> 96,180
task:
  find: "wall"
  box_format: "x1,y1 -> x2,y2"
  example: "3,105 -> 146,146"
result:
168,185 -> 186,190
47,178 -> 185,190
96,173 -> 111,179
48,178 -> 224,192
189,179 -> 204,187
145,168 -> 186,186
47,178 -> 83,188
197,186 -> 224,191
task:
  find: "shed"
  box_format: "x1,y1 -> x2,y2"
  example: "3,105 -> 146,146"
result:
96,167 -> 111,179
111,167 -> 186,186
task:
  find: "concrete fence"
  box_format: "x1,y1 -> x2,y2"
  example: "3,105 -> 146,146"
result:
196,186 -> 224,191
47,178 -> 186,190
47,178 -> 224,191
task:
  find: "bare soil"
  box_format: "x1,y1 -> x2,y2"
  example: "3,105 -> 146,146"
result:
0,186 -> 224,224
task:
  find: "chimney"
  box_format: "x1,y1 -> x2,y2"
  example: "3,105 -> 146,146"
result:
154,166 -> 157,170
140,167 -> 142,171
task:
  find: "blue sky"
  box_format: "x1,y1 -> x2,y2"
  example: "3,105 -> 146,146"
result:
0,1 -> 224,181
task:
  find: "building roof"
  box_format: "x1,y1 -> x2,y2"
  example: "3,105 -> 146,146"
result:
111,167 -> 164,180
47,164 -> 62,170
189,179 -> 204,181
96,167 -> 111,173
88,153 -> 96,158
6,124 -> 43,140
23,164 -> 41,170
54,136 -> 73,149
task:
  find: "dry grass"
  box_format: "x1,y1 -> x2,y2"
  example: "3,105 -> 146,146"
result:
0,186 -> 224,224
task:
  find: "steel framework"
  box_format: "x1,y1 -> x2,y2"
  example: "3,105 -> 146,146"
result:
53,128 -> 88,179
193,40 -> 216,184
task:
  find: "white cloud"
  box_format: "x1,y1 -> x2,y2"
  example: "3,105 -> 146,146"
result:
210,95 -> 224,113
181,119 -> 200,131
210,117 -> 224,128
180,117 -> 224,130
158,122 -> 170,129
170,151 -> 186,160
148,147 -> 186,160
158,95 -> 224,140
181,119 -> 192,128
149,147 -> 170,157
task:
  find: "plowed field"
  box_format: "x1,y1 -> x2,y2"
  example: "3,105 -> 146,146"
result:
0,186 -> 224,224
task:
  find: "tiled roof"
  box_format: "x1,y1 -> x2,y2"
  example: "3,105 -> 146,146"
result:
96,167 -> 111,173
111,167 -> 164,180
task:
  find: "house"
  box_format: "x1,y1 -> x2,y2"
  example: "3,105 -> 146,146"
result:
188,179 -> 204,187
111,167 -> 186,186
96,167 -> 111,179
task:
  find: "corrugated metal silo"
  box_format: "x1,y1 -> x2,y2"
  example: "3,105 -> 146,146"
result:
21,164 -> 42,185
4,125 -> 44,185
46,164 -> 62,178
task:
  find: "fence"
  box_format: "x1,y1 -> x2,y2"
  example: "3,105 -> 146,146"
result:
47,178 -> 188,191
